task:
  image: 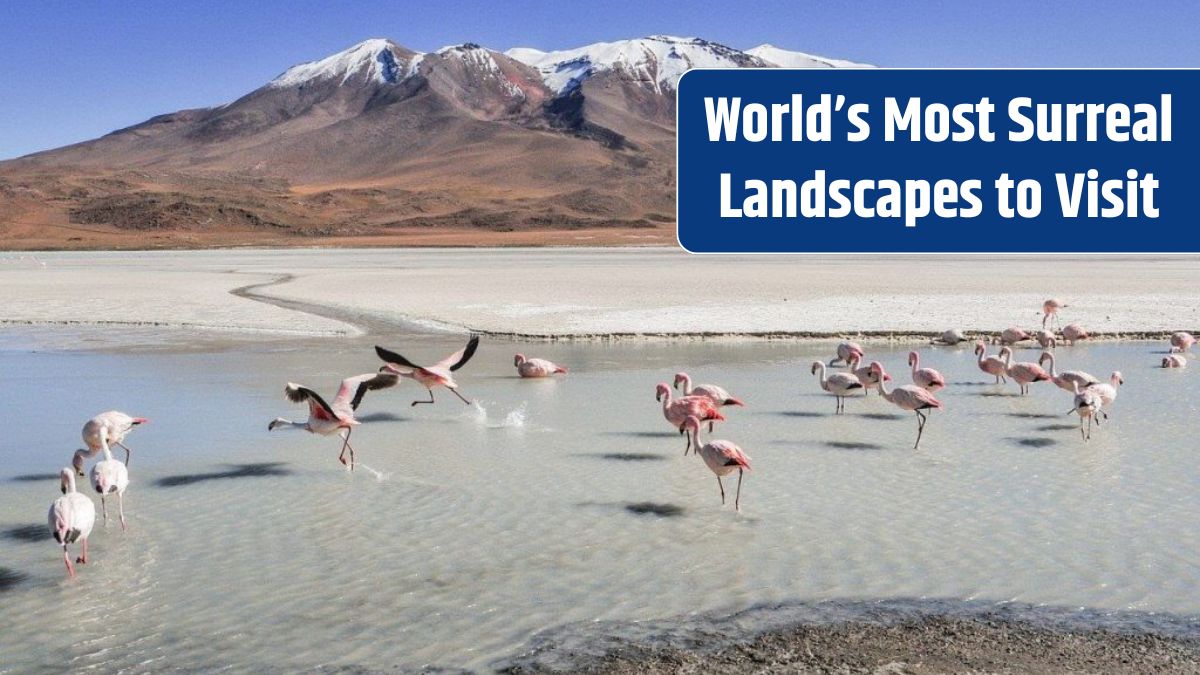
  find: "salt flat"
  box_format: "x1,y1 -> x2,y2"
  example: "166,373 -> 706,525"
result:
1,249 -> 1197,338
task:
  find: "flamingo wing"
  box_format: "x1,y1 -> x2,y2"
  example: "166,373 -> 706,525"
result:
712,441 -> 752,470
334,372 -> 401,414
375,345 -> 422,370
437,335 -> 481,372
284,383 -> 337,421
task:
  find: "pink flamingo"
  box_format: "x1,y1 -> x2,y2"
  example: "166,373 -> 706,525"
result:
48,467 -> 95,578
682,416 -> 751,512
89,438 -> 130,531
513,354 -> 567,378
1038,351 -> 1099,393
869,362 -> 944,449
998,327 -> 1032,346
674,372 -> 745,408
998,346 -> 1052,395
847,354 -> 890,395
1062,324 -> 1089,345
656,383 -> 724,452
811,361 -> 863,414
375,336 -> 480,405
830,341 -> 864,366
1088,371 -> 1124,409
1171,331 -> 1196,353
268,372 -> 399,470
1069,381 -> 1103,441
1042,299 -> 1067,329
1034,329 -> 1057,349
73,411 -> 148,475
907,351 -> 945,392
974,341 -> 1008,384
1162,354 -> 1187,368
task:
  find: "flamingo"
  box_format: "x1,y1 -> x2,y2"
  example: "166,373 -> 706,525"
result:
998,346 -> 1052,395
267,372 -> 399,470
811,361 -> 863,414
846,354 -> 890,395
1034,330 -> 1057,350
48,467 -> 95,578
974,341 -> 1008,383
1062,323 -> 1089,345
1038,351 -> 1099,393
1170,331 -> 1196,353
673,372 -> 745,408
931,328 -> 967,346
656,383 -> 724,452
998,327 -> 1032,346
1162,355 -> 1188,368
1088,371 -> 1124,409
514,354 -> 567,378
1069,381 -> 1103,441
907,351 -> 945,392
1042,299 -> 1067,329
376,336 -> 480,406
869,362 -> 944,449
830,341 -> 864,366
682,415 -> 751,511
89,435 -> 130,531
73,411 -> 147,475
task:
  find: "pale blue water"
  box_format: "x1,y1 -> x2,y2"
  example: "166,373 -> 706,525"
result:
0,328 -> 1197,671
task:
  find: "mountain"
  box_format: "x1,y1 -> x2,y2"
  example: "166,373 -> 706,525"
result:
0,36 -> 867,249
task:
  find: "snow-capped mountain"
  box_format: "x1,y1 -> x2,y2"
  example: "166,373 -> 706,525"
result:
0,36 -> 865,246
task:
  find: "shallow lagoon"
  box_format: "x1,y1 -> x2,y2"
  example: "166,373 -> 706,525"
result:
0,330 -> 1197,671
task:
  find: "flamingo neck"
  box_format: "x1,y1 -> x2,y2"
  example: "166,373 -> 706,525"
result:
813,362 -> 828,390
1042,353 -> 1057,377
875,376 -> 893,400
659,391 -> 672,412
909,353 -> 920,376
679,374 -> 693,395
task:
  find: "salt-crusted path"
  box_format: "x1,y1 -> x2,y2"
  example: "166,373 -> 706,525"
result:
1,248 -> 1197,339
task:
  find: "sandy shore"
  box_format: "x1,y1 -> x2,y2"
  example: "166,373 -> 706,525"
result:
1,248 -> 1197,339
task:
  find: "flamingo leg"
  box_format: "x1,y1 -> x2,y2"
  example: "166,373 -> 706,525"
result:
338,428 -> 353,466
115,441 -> 133,466
914,410 -> 927,449
118,492 -> 127,532
708,420 -> 714,433
77,537 -> 88,564
63,545 -> 75,577
684,432 -> 691,456
412,389 -> 436,406
100,495 -> 108,525
734,470 -> 743,512
717,475 -> 725,504
344,440 -> 357,472
449,388 -> 472,405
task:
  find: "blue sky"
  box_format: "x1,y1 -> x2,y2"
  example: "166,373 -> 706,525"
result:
2,0 -> 1198,159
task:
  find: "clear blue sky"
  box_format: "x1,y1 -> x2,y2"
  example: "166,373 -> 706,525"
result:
2,0 -> 1197,159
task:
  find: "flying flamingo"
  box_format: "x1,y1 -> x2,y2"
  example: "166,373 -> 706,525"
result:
998,327 -> 1032,346
1038,351 -> 1099,393
89,435 -> 130,531
1069,381 -> 1104,441
830,341 -> 864,366
673,372 -> 744,408
998,347 -> 1052,395
974,341 -> 1008,383
1170,331 -> 1196,353
1034,330 -> 1057,350
1062,324 -> 1089,345
267,373 -> 399,470
513,354 -> 567,378
907,351 -> 945,392
48,467 -> 95,578
376,336 -> 480,405
811,361 -> 863,414
846,354 -> 890,395
656,383 -> 724,452
73,411 -> 147,475
869,362 -> 944,449
682,416 -> 751,511
1162,355 -> 1187,368
1042,299 -> 1067,329
931,328 -> 967,346
1088,371 -> 1124,410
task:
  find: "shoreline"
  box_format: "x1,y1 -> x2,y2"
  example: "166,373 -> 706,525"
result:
500,598 -> 1200,673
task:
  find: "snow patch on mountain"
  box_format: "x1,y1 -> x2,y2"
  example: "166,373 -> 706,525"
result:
747,44 -> 869,69
269,38 -> 412,88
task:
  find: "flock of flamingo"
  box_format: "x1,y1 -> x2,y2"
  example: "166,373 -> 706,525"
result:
41,301 -> 1195,577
